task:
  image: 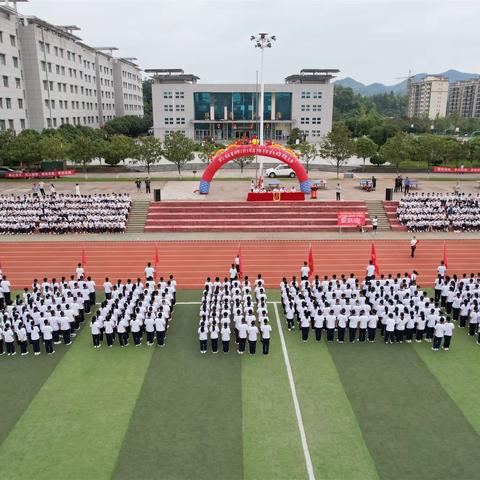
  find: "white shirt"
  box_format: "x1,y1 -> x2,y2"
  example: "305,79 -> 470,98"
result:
247,325 -> 259,341
366,265 -> 375,277
145,266 -> 154,279
434,323 -> 445,338
260,324 -> 272,339
301,266 -> 310,278
443,322 -> 454,336
437,265 -> 447,276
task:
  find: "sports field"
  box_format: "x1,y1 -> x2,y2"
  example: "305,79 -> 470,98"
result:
1,288 -> 479,480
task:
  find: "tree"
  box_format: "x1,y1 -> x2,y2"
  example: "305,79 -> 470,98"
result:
407,134 -> 444,171
162,131 -> 196,175
137,136 -> 163,174
198,137 -> 218,163
355,136 -> 378,170
379,132 -> 409,171
143,79 -> 153,116
68,134 -> 105,173
298,141 -> 317,172
287,128 -> 304,146
103,115 -> 152,137
0,129 -> 16,166
233,155 -> 255,174
318,123 -> 354,178
39,132 -> 69,163
10,130 -> 43,170
103,135 -> 139,166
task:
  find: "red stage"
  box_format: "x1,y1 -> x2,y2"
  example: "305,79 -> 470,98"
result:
247,192 -> 305,202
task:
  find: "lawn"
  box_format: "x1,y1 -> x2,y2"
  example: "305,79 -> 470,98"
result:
0,289 -> 479,480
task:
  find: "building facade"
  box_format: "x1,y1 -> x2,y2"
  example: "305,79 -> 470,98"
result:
447,79 -> 480,118
0,1 -> 143,134
406,75 -> 449,119
150,69 -> 338,143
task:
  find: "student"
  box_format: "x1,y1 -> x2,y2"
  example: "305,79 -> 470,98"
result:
300,313 -> 310,342
229,264 -> 238,280
405,313 -> 415,344
198,323 -> 208,354
336,183 -> 342,201
468,307 -> 479,337
17,322 -> 28,355
130,317 -> 142,346
437,261 -> 447,278
104,277 -> 113,300
59,312 -> 72,346
91,317 -> 101,348
348,312 -> 359,343
433,317 -> 445,351
367,310 -> 378,342
434,275 -> 443,306
337,309 -> 347,343
384,314 -> 396,344
372,216 -> 378,233
210,321 -> 219,354
358,310 -> 368,342
366,261 -> 376,280
155,315 -> 166,347
416,312 -> 426,343
1,275 -> 11,305
221,322 -> 231,354
326,310 -> 336,342
314,310 -> 324,342
104,318 -> 115,347
300,262 -> 310,281
4,324 -> 15,355
247,320 -> 258,355
0,325 -> 4,355
443,317 -> 454,351
260,319 -> 272,355
238,320 -> 248,354
144,262 -> 155,280
42,320 -> 54,354
410,236 -> 418,258
117,317 -> 128,347
144,316 -> 155,346
76,263 -> 85,280
30,323 -> 42,355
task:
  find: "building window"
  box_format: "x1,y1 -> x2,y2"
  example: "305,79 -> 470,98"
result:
312,91 -> 323,99
163,91 -> 173,99
2,76 -> 8,88
0,54 -> 5,66
175,91 -> 185,99
301,91 -> 311,99
312,104 -> 322,112
6,98 -> 11,109
176,117 -> 186,125
300,117 -> 310,125
20,119 -> 25,130
176,104 -> 185,112
164,117 -> 174,125
17,98 -> 23,109
10,35 -> 16,47
12,56 -> 18,68
164,104 -> 173,112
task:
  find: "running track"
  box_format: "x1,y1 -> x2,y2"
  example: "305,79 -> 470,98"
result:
1,239 -> 480,289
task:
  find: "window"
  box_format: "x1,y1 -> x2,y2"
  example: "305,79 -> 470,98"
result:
312,104 -> 322,112
8,120 -> 13,130
301,91 -> 311,99
17,98 -> 23,109
176,117 -> 186,125
2,76 -> 8,87
301,104 -> 310,112
312,117 -> 322,124
0,98 -> 3,109
175,91 -> 184,99
15,78 -> 21,88
6,98 -> 11,109
20,119 -> 25,130
164,104 -> 173,112
0,54 -> 6,66
0,120 -> 5,130
12,56 -> 18,68
312,91 -> 323,99
176,104 -> 185,112
163,91 -> 173,99
10,35 -> 16,47
0,31 -> 3,43
300,117 -> 310,125
164,117 -> 174,125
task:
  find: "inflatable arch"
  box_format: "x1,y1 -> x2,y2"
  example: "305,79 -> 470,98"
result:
199,144 -> 311,194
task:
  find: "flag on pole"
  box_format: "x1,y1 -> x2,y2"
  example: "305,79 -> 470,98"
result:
308,243 -> 315,277
236,244 -> 243,279
154,245 -> 160,280
81,247 -> 87,271
443,241 -> 448,269
371,242 -> 380,275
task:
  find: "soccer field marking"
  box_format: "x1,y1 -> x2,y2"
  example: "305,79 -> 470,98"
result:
273,302 -> 315,480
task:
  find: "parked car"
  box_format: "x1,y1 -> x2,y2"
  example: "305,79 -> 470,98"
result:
0,166 -> 19,178
264,164 -> 296,178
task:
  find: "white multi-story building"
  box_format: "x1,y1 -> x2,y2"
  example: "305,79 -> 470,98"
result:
0,1 -> 143,134
406,75 -> 449,119
150,68 -> 338,143
447,79 -> 480,119
0,3 -> 27,132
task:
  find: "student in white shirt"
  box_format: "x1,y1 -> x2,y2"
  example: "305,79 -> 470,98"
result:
366,261 -> 376,280
260,319 -> 272,355
4,324 -> 15,355
221,322 -> 231,354
314,310 -> 324,342
90,316 -> 101,348
442,317 -> 454,351
17,323 -> 28,355
300,262 -> 310,280
300,313 -> 311,342
210,321 -> 219,353
229,264 -> 238,280
384,314 -> 396,344
433,317 -> 445,351
59,312 -> 72,346
437,261 -> 447,278
76,263 -> 85,280
104,318 -> 115,347
155,316 -> 166,347
104,277 -> 113,300
1,275 -> 11,305
30,321 -> 41,355
247,321 -> 259,355
238,320 -> 248,354
144,262 -> 155,280
198,323 -> 208,354
42,320 -> 54,354
349,313 -> 359,343
358,311 -> 369,342
326,310 -> 336,342
367,310 -> 378,342
410,236 -> 418,258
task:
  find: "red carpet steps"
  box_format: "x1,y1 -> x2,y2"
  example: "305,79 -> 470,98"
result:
145,201 -> 372,232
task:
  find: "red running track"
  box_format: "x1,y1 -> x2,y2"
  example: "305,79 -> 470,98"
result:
1,239 -> 479,289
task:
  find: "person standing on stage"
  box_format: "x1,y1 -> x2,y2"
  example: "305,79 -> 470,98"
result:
410,236 -> 418,258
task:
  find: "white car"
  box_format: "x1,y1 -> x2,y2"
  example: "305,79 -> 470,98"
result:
265,164 -> 296,178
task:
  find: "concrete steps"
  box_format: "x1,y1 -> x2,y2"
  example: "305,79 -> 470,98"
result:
126,200 -> 150,233
365,200 -> 391,231
383,201 -> 408,232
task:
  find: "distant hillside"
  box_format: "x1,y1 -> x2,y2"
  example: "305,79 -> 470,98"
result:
335,69 -> 480,96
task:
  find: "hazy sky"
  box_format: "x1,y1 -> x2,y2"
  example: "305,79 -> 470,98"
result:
16,0 -> 480,85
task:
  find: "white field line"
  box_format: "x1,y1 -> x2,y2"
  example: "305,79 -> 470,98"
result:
273,302 -> 315,480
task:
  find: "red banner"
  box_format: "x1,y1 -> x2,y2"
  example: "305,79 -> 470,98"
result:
337,211 -> 366,226
4,169 -> 76,179
433,166 -> 480,173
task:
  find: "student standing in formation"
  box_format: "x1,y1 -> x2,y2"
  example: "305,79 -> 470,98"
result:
235,254 -> 241,274
384,314 -> 396,344
260,319 -> 271,355
145,262 -> 155,280
104,277 -> 112,300
198,323 -> 208,354
237,320 -> 248,354
300,262 -> 310,281
433,317 -> 445,351
410,236 -> 418,258
300,313 -> 310,342
30,321 -> 41,355
42,320 -> 54,354
442,317 -> 454,351
210,321 -> 219,353
155,315 -> 166,347
4,324 -> 15,355
229,264 -> 238,281
221,322 -> 231,354
90,317 -> 101,348
247,320 -> 258,355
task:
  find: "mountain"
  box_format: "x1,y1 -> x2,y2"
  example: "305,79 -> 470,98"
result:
335,69 -> 480,96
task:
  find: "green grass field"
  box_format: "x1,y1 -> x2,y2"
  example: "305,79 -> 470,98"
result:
0,289 -> 479,480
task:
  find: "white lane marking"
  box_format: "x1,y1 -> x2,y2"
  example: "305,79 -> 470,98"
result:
273,302 -> 315,480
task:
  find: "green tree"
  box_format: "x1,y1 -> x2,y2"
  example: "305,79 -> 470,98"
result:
0,129 -> 16,166
368,123 -> 400,146
68,134 -> 105,173
39,132 -> 69,163
379,132 -> 409,171
318,123 -> 354,178
297,141 -> 317,172
10,130 -> 42,170
467,137 -> 480,165
287,128 -> 304,146
233,155 -> 255,174
198,137 -> 218,163
103,115 -> 151,137
355,136 -> 378,170
137,136 -> 163,174
143,79 -> 153,116
103,135 -> 139,166
162,131 -> 196,175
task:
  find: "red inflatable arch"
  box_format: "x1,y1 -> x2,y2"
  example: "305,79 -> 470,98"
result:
199,144 -> 311,194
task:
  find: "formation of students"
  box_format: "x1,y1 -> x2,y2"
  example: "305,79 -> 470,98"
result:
90,273 -> 176,348
0,274 -> 91,356
280,272 -> 455,351
434,272 -> 480,345
397,192 -> 480,232
198,274 -> 272,355
0,193 -> 131,234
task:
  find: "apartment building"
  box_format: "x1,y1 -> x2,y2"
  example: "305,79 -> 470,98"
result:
406,75 -> 449,119
447,79 -> 480,118
0,1 -> 143,133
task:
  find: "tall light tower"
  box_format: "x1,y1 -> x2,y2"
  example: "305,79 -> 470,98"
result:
250,33 -> 275,181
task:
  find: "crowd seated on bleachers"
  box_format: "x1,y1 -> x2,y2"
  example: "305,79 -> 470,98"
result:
396,192 -> 480,232
0,193 -> 131,234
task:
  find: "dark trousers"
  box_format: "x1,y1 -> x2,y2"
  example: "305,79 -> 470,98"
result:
211,338 -> 218,353
446,302 -> 452,315
146,331 -> 155,344
336,192 -> 341,201
468,323 -> 477,336
118,331 -> 126,346
315,327 -> 322,342
200,339 -> 207,352
238,337 -> 246,352
262,338 -> 270,355
106,332 -> 114,346
441,296 -> 447,308
411,246 -> 416,258
32,339 -> 40,353
416,329 -> 425,341
287,317 -> 295,330
105,292 -> 112,300
368,327 -> 376,341
62,330 -> 71,345
133,331 -> 141,345
405,328 -> 414,341
459,315 -> 467,328
6,342 -> 15,354
301,327 -> 309,341
0,339 -> 3,354
84,300 -> 91,314
45,339 -> 53,353
53,330 -> 60,343
92,334 -> 100,347
359,328 -> 367,342
156,330 -> 166,346
4,292 -> 11,305
327,328 -> 335,342
20,341 -> 28,354
443,335 -> 452,349
222,340 -> 230,353
337,327 -> 345,342
349,327 -> 356,343
434,289 -> 441,305
433,336 -> 442,349
452,308 -> 460,322
89,292 -> 96,306
248,340 -> 256,354
384,331 -> 394,343
426,326 -> 434,339
395,330 -> 404,343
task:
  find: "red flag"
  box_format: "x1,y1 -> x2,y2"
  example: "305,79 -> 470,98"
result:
81,247 -> 87,270
371,242 -> 380,275
236,244 -> 243,279
154,245 -> 160,280
443,242 -> 448,269
308,244 -> 315,277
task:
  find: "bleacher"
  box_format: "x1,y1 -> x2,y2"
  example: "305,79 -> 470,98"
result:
383,201 -> 408,231
145,201 -> 372,232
